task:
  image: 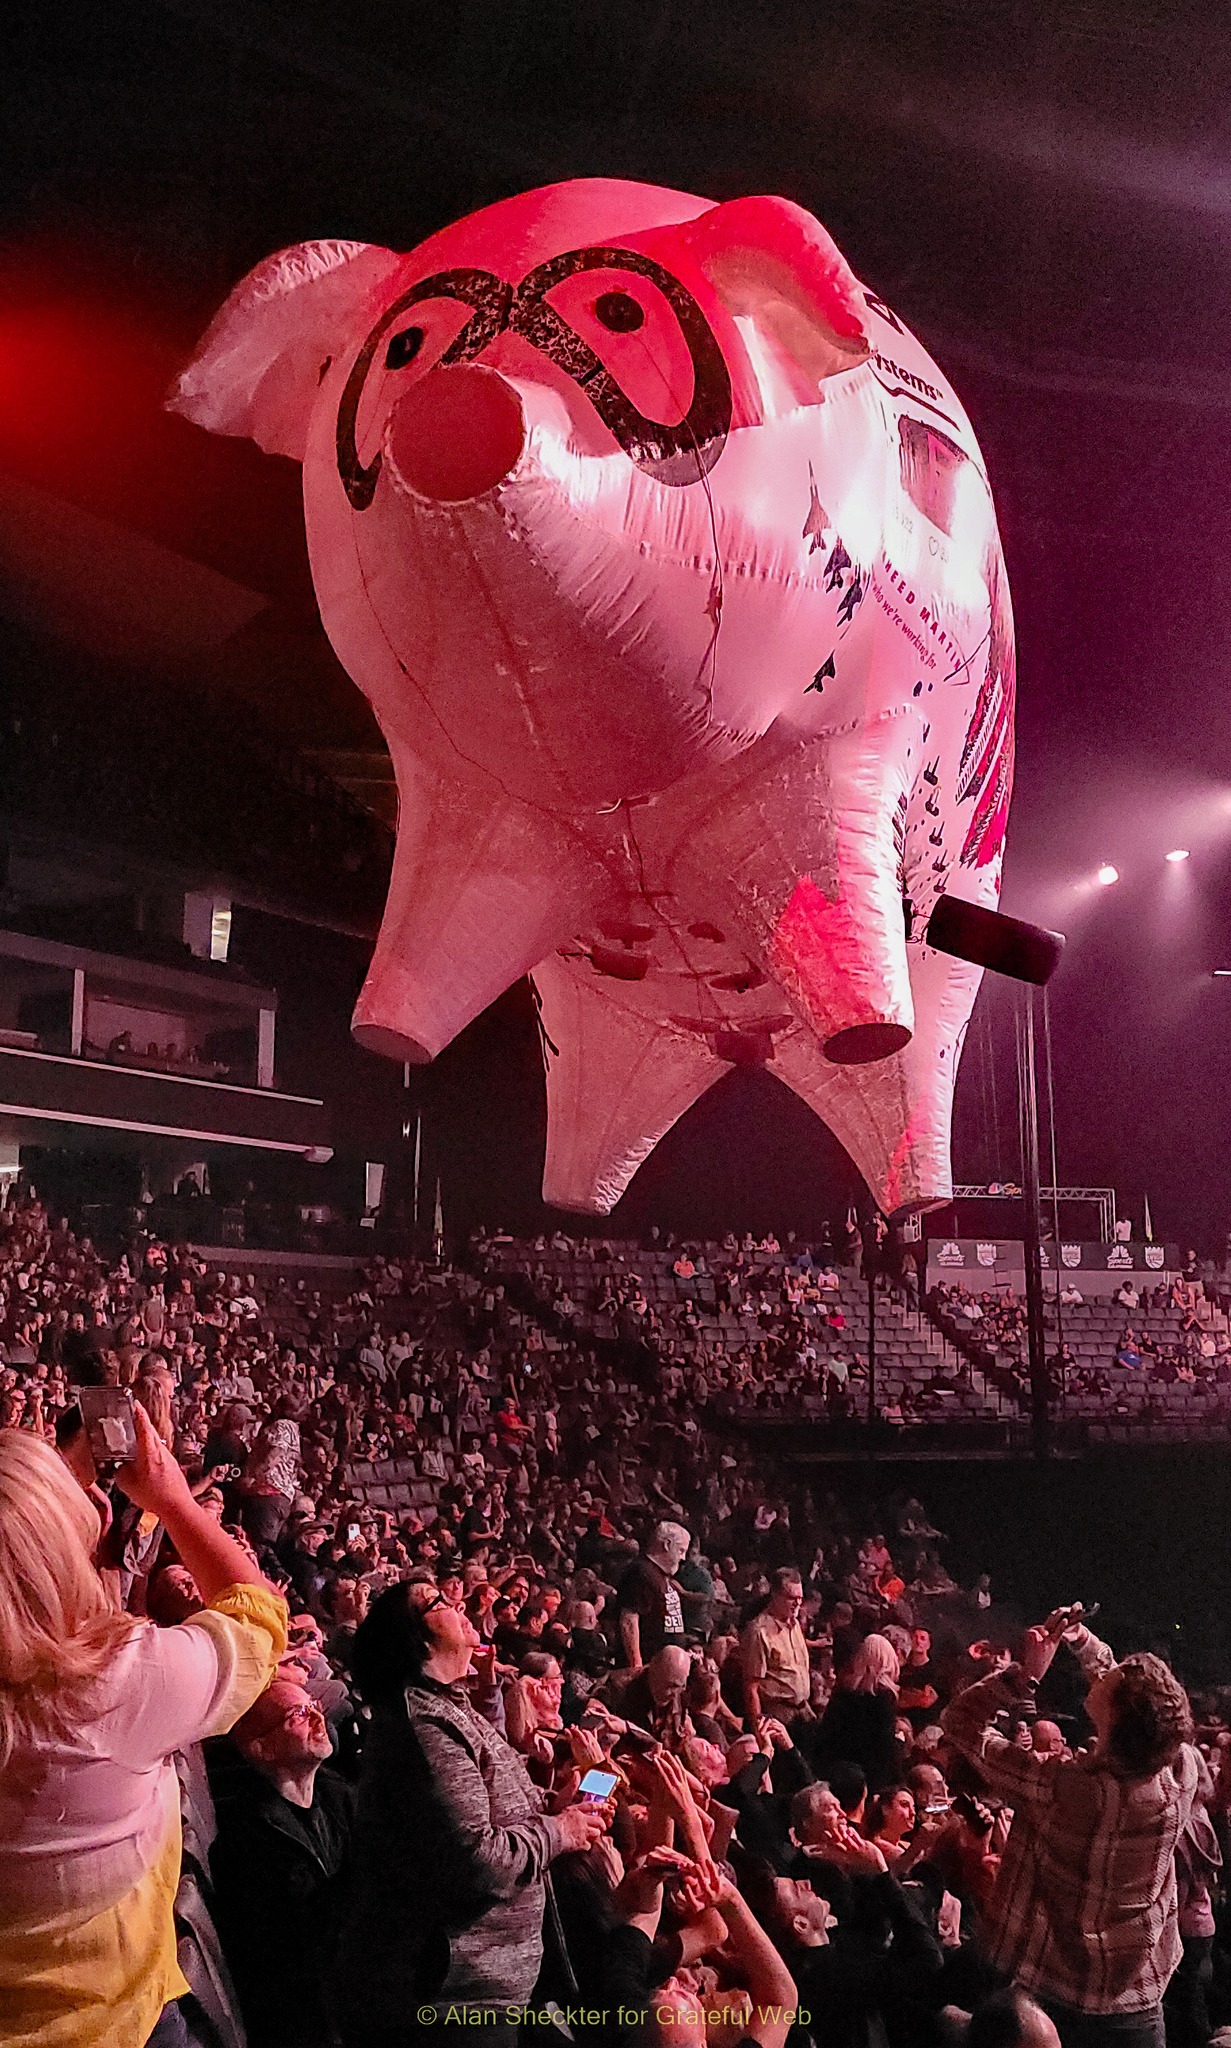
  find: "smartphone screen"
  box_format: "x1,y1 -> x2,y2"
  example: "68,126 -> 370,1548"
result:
578,1768 -> 619,1803
76,1386 -> 137,1466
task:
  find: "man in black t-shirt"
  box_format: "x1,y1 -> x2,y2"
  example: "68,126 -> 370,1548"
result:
898,1625 -> 944,1729
615,1519 -> 690,1667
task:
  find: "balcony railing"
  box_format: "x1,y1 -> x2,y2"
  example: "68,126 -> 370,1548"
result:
0,928 -> 327,1156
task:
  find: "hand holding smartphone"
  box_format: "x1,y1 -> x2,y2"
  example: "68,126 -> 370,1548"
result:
578,1768 -> 619,1805
76,1386 -> 138,1468
1044,1601 -> 1099,1641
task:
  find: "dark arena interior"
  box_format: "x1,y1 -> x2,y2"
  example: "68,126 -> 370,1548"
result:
3,9 -> 1231,2048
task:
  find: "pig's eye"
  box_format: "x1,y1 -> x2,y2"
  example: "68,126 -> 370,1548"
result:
594,291 -> 645,333
385,325 -> 425,370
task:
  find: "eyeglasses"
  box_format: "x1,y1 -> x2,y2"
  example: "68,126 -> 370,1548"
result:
282,1702 -> 322,1726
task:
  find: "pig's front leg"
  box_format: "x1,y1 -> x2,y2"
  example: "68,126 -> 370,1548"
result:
663,720 -> 917,1066
351,751 -> 606,1064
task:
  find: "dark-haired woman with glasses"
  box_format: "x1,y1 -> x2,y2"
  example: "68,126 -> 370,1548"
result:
336,1579 -> 607,2046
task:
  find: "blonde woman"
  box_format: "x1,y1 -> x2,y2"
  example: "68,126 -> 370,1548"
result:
504,1651 -> 565,1762
0,1407 -> 287,2047
814,1631 -> 903,1792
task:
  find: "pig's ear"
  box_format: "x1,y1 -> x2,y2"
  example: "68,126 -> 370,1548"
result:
677,196 -> 869,386
169,239 -> 403,461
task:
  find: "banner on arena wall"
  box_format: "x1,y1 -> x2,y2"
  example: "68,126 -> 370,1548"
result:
926,1239 -> 1179,1281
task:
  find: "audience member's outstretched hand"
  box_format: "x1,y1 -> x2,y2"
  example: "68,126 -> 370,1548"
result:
113,1403 -> 194,1519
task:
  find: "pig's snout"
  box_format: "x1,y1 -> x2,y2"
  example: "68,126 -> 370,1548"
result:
386,365 -> 527,502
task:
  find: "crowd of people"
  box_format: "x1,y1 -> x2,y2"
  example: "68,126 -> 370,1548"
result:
931,1273 -> 1231,1418
487,1228 -> 990,1431
2,1185 -> 1231,2048
93,1030 -> 234,1083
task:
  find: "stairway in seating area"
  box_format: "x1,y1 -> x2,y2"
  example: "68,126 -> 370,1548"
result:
877,1289 -> 1014,1419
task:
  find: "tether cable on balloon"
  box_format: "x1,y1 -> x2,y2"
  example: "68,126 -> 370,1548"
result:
1042,984 -> 1066,1418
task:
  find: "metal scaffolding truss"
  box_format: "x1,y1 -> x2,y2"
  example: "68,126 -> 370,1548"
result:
951,1186 -> 1118,1244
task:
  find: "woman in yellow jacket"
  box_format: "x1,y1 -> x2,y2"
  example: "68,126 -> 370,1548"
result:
0,1405 -> 287,2047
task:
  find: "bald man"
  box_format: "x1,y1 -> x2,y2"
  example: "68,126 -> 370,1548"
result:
611,1643 -> 694,1745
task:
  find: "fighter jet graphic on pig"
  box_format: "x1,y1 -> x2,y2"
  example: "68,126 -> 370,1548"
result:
172,178 -> 1014,1217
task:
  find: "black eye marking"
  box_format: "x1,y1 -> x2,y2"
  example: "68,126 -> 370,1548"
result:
595,291 -> 644,333
338,248 -> 731,507
338,269 -> 513,510
385,326 -> 425,370
513,246 -> 732,487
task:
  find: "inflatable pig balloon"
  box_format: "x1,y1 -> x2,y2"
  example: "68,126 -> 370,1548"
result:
173,178 -> 1013,1216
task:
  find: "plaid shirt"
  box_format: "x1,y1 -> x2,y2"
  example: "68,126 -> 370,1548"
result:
941,1630 -> 1198,2013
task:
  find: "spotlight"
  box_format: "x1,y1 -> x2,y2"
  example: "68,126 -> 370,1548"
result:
1096,864 -> 1119,886
1165,848 -> 1190,863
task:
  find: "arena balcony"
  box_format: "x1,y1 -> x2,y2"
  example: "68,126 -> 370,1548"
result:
0,926 -> 328,1164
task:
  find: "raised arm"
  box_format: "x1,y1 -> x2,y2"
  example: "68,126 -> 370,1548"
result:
940,1677 -> 1055,1808
115,1402 -> 267,1597
99,1407 -> 288,1760
1065,1622 -> 1117,1686
710,1868 -> 799,2048
941,1618 -> 1071,1808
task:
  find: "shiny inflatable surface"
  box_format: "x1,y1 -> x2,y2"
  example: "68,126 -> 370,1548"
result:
173,179 -> 1014,1215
